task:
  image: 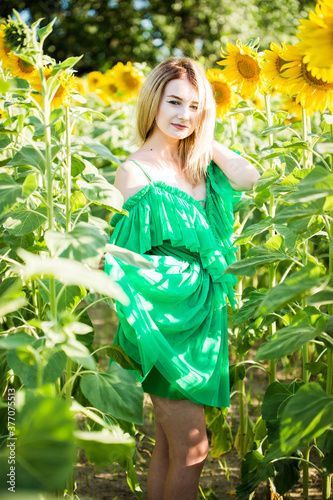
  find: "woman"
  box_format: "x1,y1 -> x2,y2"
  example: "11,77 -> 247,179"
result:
104,57 -> 259,500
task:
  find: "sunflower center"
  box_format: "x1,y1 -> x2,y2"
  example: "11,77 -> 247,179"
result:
4,21 -> 29,51
236,54 -> 260,80
18,58 -> 35,75
122,72 -> 138,89
106,83 -> 117,94
276,56 -> 285,74
302,60 -> 333,89
213,82 -> 231,104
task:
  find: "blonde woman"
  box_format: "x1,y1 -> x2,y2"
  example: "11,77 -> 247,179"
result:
104,57 -> 259,500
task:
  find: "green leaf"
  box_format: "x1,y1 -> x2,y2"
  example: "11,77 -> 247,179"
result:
317,429 -> 333,474
73,136 -> 120,163
259,123 -> 288,137
255,311 -> 327,360
77,177 -> 123,212
0,173 -> 23,213
229,363 -> 246,389
0,391 -> 76,491
106,244 -> 157,270
205,407 -> 232,457
21,173 -> 37,197
232,288 -> 266,325
280,383 -> 333,454
3,207 -> 47,236
236,450 -> 274,499
0,276 -> 26,317
273,456 -> 301,496
0,332 -> 35,349
307,288 -> 333,306
225,235 -> 289,277
37,18 -> 56,44
0,135 -> 11,149
262,381 -> 300,422
59,55 -> 83,70
45,222 -> 106,265
0,291 -> 26,318
17,249 -> 129,305
234,217 -> 273,245
107,344 -> 143,375
80,362 -> 144,424
39,280 -> 85,313
75,428 -> 134,468
8,146 -> 45,173
71,155 -> 86,177
61,338 -> 96,370
254,169 -> 280,191
274,198 -> 326,224
7,348 -> 67,389
305,361 -> 327,378
286,166 -> 333,203
256,263 -> 325,316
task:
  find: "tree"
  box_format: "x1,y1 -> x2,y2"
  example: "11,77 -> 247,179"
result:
0,0 -> 313,73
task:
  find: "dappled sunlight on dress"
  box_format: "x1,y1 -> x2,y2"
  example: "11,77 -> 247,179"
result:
104,160 -> 242,407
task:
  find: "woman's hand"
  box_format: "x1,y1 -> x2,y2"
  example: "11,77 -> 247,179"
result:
212,140 -> 260,191
98,254 -> 106,270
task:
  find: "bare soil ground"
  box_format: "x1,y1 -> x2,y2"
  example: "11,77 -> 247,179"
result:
73,303 -> 324,500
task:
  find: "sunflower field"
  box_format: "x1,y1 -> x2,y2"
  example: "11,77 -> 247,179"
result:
0,2 -> 332,499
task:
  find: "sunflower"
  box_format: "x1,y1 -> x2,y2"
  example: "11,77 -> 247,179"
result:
109,61 -> 144,98
297,0 -> 333,83
29,65 -> 53,105
87,71 -> 104,92
262,42 -> 294,93
6,53 -> 37,81
99,71 -> 127,104
250,93 -> 265,110
206,68 -> 238,118
0,25 -> 12,70
30,67 -> 77,109
280,43 -> 333,113
218,41 -> 265,99
281,95 -> 303,121
73,76 -> 85,95
51,73 -> 78,109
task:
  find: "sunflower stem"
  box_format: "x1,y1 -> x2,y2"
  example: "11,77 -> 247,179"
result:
302,105 -> 308,169
65,106 -> 72,232
264,93 -> 277,384
327,120 -> 333,399
32,24 -> 57,322
235,227 -> 248,459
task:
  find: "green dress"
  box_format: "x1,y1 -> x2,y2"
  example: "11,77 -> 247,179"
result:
104,159 -> 242,408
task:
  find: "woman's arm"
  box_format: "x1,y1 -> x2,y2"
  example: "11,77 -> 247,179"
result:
212,140 -> 260,191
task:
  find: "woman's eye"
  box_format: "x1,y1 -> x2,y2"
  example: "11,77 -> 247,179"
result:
168,100 -> 180,105
191,105 -> 198,110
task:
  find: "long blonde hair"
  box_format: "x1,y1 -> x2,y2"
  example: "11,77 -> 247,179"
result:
131,57 -> 216,186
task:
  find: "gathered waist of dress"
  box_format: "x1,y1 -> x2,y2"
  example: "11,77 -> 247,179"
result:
145,239 -> 201,264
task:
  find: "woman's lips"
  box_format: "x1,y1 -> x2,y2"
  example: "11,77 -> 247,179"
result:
172,123 -> 188,130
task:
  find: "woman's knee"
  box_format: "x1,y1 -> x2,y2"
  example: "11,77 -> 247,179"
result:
170,432 -> 209,467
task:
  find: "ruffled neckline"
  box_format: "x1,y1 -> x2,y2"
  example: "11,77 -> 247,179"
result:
120,180 -> 209,218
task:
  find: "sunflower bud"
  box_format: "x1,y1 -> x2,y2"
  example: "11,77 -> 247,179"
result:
4,20 -> 30,51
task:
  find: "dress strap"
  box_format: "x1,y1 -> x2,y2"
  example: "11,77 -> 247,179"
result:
128,159 -> 153,182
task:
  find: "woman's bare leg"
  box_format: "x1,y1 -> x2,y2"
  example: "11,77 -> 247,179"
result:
147,420 -> 169,500
148,395 -> 209,500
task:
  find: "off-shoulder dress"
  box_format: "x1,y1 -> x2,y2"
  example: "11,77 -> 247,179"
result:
104,159 -> 242,408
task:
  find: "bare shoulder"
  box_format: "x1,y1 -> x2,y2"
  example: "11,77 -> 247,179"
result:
114,153 -> 151,203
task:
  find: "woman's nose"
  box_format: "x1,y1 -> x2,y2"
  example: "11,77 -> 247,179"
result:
178,105 -> 190,120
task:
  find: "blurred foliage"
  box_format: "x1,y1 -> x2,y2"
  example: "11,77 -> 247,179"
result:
0,0 -> 313,74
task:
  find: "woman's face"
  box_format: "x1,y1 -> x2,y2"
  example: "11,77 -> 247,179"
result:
154,78 -> 199,140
